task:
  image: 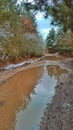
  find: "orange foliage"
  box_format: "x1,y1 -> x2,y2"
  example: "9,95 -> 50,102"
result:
21,16 -> 36,33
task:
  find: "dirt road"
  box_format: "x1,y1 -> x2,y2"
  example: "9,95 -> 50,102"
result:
40,58 -> 73,130
0,56 -> 73,130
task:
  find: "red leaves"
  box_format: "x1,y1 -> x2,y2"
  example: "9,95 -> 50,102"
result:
21,16 -> 36,33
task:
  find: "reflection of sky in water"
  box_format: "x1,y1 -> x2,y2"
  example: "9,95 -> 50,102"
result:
0,65 -> 67,130
47,65 -> 67,79
15,65 -> 57,130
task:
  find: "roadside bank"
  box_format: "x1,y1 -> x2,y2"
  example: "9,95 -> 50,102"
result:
40,58 -> 73,130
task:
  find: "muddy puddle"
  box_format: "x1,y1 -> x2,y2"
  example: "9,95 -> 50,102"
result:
45,56 -> 65,61
0,65 -> 67,130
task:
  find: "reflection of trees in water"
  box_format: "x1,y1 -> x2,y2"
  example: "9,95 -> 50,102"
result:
21,84 -> 38,111
0,67 -> 43,130
45,56 -> 65,61
47,65 -> 67,79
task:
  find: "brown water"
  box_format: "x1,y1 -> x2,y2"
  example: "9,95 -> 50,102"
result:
0,65 -> 67,130
45,56 -> 65,61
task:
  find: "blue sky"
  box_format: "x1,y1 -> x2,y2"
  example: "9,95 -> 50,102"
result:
35,12 -> 53,40
18,0 -> 54,40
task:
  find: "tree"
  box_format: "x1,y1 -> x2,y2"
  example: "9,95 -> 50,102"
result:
21,15 -> 37,33
46,28 -> 56,50
50,0 -> 73,32
0,0 -> 20,34
19,0 -> 37,34
0,0 -> 44,63
28,0 -> 73,32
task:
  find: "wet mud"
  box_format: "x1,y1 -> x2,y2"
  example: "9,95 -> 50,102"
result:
40,58 -> 73,130
0,55 -> 73,130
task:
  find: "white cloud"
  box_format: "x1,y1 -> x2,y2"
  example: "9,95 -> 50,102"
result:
17,0 -> 22,3
17,2 -> 55,40
41,28 -> 50,33
36,14 -> 52,40
35,12 -> 44,20
18,0 -> 33,3
39,28 -> 51,40
29,0 -> 33,2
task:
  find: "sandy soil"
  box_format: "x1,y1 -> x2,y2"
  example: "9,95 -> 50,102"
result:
0,60 -> 46,85
0,56 -> 73,130
40,58 -> 73,130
